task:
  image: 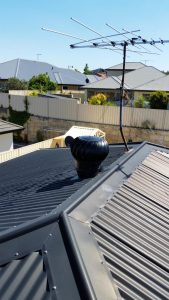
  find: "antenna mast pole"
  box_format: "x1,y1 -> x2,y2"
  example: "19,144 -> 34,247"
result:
120,42 -> 129,151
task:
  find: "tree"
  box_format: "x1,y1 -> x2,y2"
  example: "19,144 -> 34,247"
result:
28,73 -> 57,92
149,91 -> 169,109
2,77 -> 28,92
83,64 -> 92,75
88,93 -> 107,105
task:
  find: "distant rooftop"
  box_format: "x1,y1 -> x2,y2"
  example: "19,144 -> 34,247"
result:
106,62 -> 146,70
0,119 -> 23,135
0,58 -> 101,86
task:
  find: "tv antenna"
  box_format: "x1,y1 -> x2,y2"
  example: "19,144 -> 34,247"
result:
42,20 -> 169,151
36,53 -> 42,61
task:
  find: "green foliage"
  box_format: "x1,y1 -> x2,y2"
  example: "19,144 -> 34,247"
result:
83,64 -> 92,75
149,91 -> 169,109
36,130 -> 44,142
88,93 -> 107,105
24,96 -> 29,111
106,101 -> 117,106
28,73 -> 57,92
134,96 -> 145,108
8,105 -> 30,126
2,77 -> 28,92
28,90 -> 39,96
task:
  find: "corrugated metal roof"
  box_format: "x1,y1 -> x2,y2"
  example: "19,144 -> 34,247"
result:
0,58 -> 101,86
0,145 -> 131,232
82,76 -> 130,90
106,62 -> 145,70
0,119 -> 23,134
135,74 -> 169,91
91,150 -> 169,300
118,66 -> 165,89
0,251 -> 50,300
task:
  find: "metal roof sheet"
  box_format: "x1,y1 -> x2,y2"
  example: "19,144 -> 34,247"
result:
0,251 -> 50,300
0,119 -> 23,134
0,144 -> 131,232
135,74 -> 169,91
106,62 -> 145,70
0,58 -> 101,86
118,66 -> 165,89
91,150 -> 169,299
82,75 -> 130,90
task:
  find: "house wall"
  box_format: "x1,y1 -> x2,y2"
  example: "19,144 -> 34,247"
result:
0,133 -> 13,152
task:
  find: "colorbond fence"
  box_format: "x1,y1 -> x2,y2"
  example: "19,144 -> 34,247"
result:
1,93 -> 169,130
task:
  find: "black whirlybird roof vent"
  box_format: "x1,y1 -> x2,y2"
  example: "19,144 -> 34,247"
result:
65,135 -> 109,178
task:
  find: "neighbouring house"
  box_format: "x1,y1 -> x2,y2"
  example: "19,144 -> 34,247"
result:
0,140 -> 168,299
83,65 -> 167,103
105,62 -> 146,77
0,119 -> 23,152
0,58 -> 101,91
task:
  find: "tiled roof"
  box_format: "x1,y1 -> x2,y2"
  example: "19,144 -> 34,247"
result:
0,119 -> 23,134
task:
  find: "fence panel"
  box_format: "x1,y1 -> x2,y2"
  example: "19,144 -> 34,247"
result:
103,106 -> 119,125
28,96 -> 48,117
131,108 -> 165,129
163,110 -> 169,130
49,98 -> 78,120
11,95 -> 25,111
78,104 -> 105,124
0,93 -> 9,108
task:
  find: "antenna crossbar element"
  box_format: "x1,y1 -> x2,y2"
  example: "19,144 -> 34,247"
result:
70,39 -> 169,48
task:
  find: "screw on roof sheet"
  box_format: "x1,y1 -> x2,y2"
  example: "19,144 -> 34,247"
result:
43,250 -> 48,254
52,286 -> 57,290
49,233 -> 52,237
15,252 -> 19,256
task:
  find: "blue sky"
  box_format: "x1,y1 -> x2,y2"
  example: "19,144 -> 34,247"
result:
1,0 -> 169,72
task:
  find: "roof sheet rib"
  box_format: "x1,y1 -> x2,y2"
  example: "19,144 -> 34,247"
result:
91,150 -> 169,300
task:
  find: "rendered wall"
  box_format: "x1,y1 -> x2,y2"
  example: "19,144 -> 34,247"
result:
0,133 -> 13,152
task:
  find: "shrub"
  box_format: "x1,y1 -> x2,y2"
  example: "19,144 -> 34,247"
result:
149,91 -> 168,109
134,96 -> 145,108
88,93 -> 107,105
28,73 -> 57,92
36,130 -> 44,142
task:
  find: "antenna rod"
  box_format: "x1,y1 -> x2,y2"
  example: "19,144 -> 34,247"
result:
70,17 -> 122,54
120,42 -> 129,151
106,23 -> 141,51
41,27 -> 86,41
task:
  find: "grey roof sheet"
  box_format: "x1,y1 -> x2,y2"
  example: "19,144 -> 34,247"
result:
0,58 -> 101,86
135,74 -> 169,91
0,251 -> 50,300
106,62 -> 145,70
118,66 -> 165,89
82,75 -> 129,90
0,142 -> 169,300
91,150 -> 169,299
0,144 -> 133,232
0,119 -> 23,134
